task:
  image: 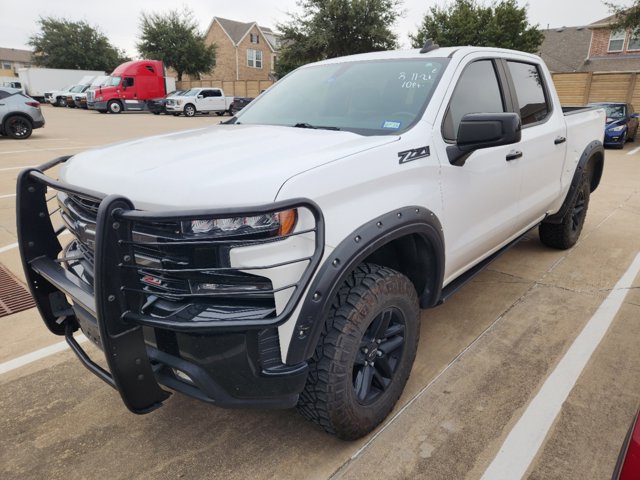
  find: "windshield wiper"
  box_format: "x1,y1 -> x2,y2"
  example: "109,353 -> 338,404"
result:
293,122 -> 340,131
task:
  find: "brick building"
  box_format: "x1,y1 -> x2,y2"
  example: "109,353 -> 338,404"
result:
583,13 -> 640,71
0,48 -> 32,77
198,17 -> 279,82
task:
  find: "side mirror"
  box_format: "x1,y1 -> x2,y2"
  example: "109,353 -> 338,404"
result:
197,95 -> 204,99
631,113 -> 639,119
447,112 -> 521,166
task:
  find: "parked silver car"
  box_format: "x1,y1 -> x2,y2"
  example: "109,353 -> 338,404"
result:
0,87 -> 45,139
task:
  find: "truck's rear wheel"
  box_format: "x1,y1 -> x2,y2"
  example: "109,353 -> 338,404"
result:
297,263 -> 420,440
539,173 -> 590,249
184,104 -> 196,117
108,100 -> 122,114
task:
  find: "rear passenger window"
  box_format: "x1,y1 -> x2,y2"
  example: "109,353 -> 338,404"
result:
506,61 -> 550,126
443,60 -> 505,141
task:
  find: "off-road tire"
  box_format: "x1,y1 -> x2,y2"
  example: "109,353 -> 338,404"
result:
539,173 -> 590,249
297,263 -> 420,440
107,100 -> 122,114
184,104 -> 196,117
4,115 -> 33,139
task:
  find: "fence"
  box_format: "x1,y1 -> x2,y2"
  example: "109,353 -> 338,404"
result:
175,79 -> 274,97
552,71 -> 640,106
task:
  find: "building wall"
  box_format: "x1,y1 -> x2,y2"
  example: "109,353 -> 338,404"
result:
201,22 -> 238,82
193,21 -> 274,83
589,28 -> 640,57
235,25 -> 273,81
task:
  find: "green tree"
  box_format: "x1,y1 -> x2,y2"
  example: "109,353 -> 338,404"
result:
606,1 -> 640,35
276,0 -> 402,78
28,17 -> 129,71
410,0 -> 543,53
137,8 -> 216,81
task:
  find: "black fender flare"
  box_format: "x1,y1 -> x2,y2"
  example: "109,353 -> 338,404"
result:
545,140 -> 604,224
285,206 -> 445,365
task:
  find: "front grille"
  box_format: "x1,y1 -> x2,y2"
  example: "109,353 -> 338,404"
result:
86,91 -> 95,102
55,192 -> 325,323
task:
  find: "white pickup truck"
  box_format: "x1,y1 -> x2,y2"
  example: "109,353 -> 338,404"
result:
17,44 -> 605,440
165,87 -> 234,117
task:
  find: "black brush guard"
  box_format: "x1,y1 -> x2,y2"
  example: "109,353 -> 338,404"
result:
17,156 -> 324,413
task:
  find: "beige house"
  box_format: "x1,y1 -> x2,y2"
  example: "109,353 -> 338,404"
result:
200,17 -> 279,82
0,48 -> 32,77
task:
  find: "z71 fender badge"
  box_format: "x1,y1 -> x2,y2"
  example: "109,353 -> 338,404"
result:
398,146 -> 430,164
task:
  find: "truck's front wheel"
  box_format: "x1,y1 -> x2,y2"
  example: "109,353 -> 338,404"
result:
107,100 -> 123,114
184,104 -> 196,117
297,263 -> 420,440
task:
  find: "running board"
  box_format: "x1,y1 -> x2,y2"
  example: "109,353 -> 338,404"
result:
437,228 -> 535,305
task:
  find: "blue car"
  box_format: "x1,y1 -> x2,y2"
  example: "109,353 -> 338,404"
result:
589,102 -> 639,149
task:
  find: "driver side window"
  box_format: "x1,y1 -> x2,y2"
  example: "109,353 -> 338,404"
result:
442,60 -> 505,142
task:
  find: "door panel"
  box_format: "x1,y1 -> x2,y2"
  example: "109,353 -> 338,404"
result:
505,61 -> 565,227
433,58 -> 522,282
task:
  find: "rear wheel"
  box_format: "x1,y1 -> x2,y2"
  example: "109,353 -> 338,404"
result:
4,115 -> 33,139
107,100 -> 122,114
184,104 -> 196,117
297,263 -> 420,440
539,173 -> 590,249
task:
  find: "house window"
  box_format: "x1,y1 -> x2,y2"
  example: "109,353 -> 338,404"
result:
250,33 -> 259,44
608,30 -> 626,52
247,49 -> 263,68
629,32 -> 640,51
2,63 -> 11,70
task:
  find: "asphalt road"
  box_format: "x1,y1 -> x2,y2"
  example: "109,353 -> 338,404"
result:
1,106 -> 639,480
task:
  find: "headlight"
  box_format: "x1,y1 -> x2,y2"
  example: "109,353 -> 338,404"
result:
181,209 -> 297,239
95,96 -> 103,102
609,125 -> 626,132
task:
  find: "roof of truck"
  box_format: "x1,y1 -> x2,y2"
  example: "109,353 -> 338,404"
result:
310,46 -> 541,66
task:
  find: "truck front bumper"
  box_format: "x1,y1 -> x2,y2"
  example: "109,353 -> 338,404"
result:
17,157 -> 324,413
88,101 -> 108,111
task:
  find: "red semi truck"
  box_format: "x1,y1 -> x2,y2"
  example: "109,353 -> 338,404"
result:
87,60 -> 176,114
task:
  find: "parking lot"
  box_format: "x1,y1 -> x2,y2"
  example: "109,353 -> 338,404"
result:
1,105 -> 640,479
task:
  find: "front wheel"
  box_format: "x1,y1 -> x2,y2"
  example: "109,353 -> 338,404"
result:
184,104 -> 196,117
297,263 -> 420,440
539,173 -> 590,249
107,100 -> 122,114
56,97 -> 67,107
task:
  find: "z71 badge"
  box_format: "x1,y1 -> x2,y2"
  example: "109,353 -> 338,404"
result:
398,146 -> 430,164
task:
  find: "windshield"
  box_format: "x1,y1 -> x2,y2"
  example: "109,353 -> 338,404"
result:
183,88 -> 200,96
70,85 -> 85,93
235,58 -> 448,135
602,104 -> 626,120
106,76 -> 121,87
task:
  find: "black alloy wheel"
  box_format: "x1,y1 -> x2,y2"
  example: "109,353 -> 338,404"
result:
5,115 -> 33,139
353,307 -> 406,405
297,263 -> 420,440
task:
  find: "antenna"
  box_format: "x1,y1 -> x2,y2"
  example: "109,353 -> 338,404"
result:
420,38 -> 439,54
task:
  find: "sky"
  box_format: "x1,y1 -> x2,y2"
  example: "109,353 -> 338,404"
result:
0,0 -> 622,57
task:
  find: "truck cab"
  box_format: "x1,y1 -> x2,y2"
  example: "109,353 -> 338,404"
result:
87,60 -> 167,114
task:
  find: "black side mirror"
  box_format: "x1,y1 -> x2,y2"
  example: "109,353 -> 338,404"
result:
447,112 -> 521,166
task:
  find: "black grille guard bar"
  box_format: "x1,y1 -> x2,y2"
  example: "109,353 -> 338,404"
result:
16,156 -> 325,414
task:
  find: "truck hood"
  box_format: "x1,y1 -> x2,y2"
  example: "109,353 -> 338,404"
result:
60,124 -> 399,210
